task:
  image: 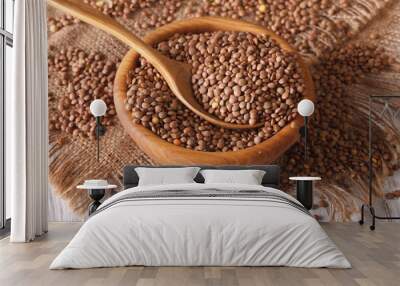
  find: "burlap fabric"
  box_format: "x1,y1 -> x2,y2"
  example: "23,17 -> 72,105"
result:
48,0 -> 400,219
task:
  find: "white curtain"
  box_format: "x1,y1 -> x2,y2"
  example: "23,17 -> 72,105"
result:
8,0 -> 49,242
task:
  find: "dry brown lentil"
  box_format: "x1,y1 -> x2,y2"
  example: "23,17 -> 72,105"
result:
125,31 -> 306,151
48,47 -> 117,138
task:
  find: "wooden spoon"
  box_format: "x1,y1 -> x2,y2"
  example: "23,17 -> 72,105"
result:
48,0 -> 263,129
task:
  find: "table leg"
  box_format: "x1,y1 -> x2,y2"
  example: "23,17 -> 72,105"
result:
296,181 -> 313,210
88,189 -> 105,215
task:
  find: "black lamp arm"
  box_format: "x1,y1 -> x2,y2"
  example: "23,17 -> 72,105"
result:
95,117 -> 106,137
95,116 -> 106,161
299,116 -> 309,164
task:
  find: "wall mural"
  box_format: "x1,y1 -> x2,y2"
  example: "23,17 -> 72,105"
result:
47,0 -> 400,221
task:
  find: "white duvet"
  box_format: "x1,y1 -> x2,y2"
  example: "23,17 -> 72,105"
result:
50,183 -> 351,269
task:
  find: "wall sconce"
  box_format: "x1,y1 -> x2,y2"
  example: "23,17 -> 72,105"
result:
297,99 -> 315,163
90,99 -> 107,161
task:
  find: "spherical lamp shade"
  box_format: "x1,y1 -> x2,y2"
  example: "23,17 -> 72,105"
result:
297,99 -> 315,117
90,99 -> 107,117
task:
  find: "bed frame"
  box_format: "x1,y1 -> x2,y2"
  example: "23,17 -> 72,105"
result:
123,165 -> 280,189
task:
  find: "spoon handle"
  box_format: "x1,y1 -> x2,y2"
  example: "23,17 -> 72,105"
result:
48,0 -> 164,65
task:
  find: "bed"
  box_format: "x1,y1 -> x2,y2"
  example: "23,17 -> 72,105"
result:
50,165 -> 351,269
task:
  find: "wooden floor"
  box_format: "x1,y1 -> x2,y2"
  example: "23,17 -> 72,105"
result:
0,222 -> 399,286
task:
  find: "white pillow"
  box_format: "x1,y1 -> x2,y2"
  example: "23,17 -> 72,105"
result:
135,167 -> 200,186
200,169 -> 266,185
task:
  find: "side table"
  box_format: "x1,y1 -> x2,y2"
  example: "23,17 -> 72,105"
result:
77,184 -> 117,215
289,177 -> 321,210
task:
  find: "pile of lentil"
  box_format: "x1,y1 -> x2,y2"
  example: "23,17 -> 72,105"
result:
48,47 -> 117,138
184,0 -> 352,55
48,14 -> 79,33
83,0 -> 158,19
48,0 -> 183,33
281,43 -> 394,183
125,31 -> 305,151
48,0 -> 361,57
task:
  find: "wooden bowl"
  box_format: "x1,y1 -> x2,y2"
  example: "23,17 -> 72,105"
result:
114,17 -> 315,165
